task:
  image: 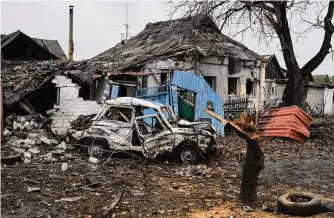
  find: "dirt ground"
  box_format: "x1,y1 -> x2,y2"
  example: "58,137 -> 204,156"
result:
1,133 -> 334,218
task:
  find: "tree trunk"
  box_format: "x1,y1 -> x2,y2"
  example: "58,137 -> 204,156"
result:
233,128 -> 264,203
239,137 -> 264,202
282,69 -> 309,110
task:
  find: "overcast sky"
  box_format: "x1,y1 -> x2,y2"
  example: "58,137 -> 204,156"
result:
1,1 -> 333,75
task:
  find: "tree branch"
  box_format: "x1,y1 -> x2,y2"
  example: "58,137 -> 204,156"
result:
301,1 -> 334,77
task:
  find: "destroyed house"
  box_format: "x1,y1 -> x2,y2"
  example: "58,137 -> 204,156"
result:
1,30 -> 67,60
1,60 -> 105,135
91,15 -> 266,107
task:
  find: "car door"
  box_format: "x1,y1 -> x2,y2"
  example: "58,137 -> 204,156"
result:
134,114 -> 174,158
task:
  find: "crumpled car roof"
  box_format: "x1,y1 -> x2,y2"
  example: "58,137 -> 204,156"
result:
104,97 -> 165,110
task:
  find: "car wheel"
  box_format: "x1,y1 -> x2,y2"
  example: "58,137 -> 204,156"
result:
179,145 -> 200,164
86,140 -> 105,157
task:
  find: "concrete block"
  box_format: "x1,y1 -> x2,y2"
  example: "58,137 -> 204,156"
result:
40,136 -> 51,145
24,121 -> 30,127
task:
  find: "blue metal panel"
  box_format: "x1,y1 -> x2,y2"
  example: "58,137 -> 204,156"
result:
194,90 -> 224,135
110,84 -> 120,99
171,70 -> 210,93
170,85 -> 179,115
171,71 -> 225,135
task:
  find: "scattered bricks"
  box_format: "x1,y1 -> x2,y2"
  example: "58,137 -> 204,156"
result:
13,121 -> 18,130
38,123 -> 44,129
40,136 -> 51,145
19,125 -> 26,130
24,121 -> 30,127
3,128 -> 11,137
29,120 -> 35,126
17,123 -> 22,128
26,125 -> 32,131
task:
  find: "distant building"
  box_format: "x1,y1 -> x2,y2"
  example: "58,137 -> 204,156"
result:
1,30 -> 67,60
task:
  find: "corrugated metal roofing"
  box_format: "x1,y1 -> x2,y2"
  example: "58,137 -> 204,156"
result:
258,106 -> 312,142
171,70 -> 224,135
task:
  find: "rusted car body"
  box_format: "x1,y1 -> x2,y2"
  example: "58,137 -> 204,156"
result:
80,97 -> 217,163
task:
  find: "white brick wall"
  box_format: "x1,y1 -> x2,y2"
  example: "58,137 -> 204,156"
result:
51,75 -> 101,135
266,82 -> 328,116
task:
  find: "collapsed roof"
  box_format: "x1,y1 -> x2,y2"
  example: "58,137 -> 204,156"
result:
1,60 -> 99,107
92,15 -> 262,70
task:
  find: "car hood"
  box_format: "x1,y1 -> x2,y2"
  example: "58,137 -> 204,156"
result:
176,119 -> 216,133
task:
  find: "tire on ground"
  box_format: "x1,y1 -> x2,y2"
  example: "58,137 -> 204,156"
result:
277,192 -> 322,216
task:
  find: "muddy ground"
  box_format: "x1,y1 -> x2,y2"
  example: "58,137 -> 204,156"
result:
1,134 -> 334,218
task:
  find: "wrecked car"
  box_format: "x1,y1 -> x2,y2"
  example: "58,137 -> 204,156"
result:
78,97 -> 217,163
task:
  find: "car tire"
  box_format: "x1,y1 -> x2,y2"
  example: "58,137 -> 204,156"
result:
85,139 -> 106,157
277,192 -> 322,216
178,145 -> 200,164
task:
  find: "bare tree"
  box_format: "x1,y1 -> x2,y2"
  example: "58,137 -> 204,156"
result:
171,1 -> 334,110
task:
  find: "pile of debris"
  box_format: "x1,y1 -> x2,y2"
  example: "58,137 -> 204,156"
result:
4,114 -> 45,134
1,112 -> 80,165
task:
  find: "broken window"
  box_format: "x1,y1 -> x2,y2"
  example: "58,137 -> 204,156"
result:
135,115 -> 165,136
228,78 -> 238,95
246,79 -> 254,95
102,107 -> 133,122
204,76 -> 217,91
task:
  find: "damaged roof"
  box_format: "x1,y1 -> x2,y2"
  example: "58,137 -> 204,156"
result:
1,60 -> 100,107
1,30 -> 67,60
92,15 -> 262,70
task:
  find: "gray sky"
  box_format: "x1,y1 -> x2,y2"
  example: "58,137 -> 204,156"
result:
1,1 -> 333,75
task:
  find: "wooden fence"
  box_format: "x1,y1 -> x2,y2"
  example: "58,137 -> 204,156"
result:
224,97 -> 253,134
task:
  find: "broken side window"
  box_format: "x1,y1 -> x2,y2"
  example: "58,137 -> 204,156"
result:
102,107 -> 133,123
136,115 -> 165,136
